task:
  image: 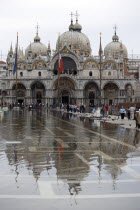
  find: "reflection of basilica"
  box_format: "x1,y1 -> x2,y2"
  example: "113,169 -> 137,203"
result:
4,111 -> 140,195
0,14 -> 140,107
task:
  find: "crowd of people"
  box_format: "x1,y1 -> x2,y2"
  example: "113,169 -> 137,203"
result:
0,102 -> 47,110
59,103 -> 86,113
1,101 -> 140,126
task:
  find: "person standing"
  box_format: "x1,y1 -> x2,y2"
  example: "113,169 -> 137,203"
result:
105,105 -> 109,116
119,106 -> 126,119
129,106 -> 135,120
127,107 -> 130,120
101,106 -> 105,117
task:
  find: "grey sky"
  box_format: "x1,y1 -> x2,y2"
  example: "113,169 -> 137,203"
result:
0,0 -> 139,60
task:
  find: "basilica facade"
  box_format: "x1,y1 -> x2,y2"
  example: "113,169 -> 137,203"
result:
0,16 -> 140,108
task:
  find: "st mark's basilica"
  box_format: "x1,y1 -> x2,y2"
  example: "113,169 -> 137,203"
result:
0,14 -> 140,108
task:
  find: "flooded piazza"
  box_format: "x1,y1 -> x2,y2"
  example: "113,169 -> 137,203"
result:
0,109 -> 140,210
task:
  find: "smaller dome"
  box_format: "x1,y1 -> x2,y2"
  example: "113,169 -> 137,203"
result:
25,33 -> 47,58
34,35 -> 40,42
112,34 -> 119,42
73,23 -> 82,31
69,20 -> 74,31
104,29 -> 128,59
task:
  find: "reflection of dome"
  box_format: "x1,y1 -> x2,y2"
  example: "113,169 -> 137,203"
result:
25,34 -> 47,58
104,30 -> 128,59
56,30 -> 91,56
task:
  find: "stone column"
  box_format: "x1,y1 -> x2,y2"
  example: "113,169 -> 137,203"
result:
26,88 -> 31,104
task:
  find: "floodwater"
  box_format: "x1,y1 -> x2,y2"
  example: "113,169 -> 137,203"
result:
0,110 -> 140,210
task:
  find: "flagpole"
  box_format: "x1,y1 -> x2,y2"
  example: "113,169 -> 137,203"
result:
15,32 -> 18,105
99,32 -> 102,107
57,33 -> 64,107
57,33 -> 60,106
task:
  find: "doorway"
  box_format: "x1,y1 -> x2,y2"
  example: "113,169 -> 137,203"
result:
60,90 -> 70,104
18,99 -> 24,104
89,91 -> 95,107
62,96 -> 69,104
109,99 -> 113,105
36,92 -> 42,104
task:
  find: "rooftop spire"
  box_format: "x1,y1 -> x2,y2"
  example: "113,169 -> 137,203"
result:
36,23 -> 39,36
114,24 -> 117,36
75,11 -> 79,23
112,24 -> 119,42
99,32 -> 103,57
34,23 -> 40,42
70,12 -> 74,24
29,42 -> 32,51
48,41 -> 51,51
69,12 -> 74,31
73,11 -> 82,32
10,42 -> 13,53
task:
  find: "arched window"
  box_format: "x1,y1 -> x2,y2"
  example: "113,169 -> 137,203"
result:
89,71 -> 92,76
20,72 -> 23,77
38,72 -> 41,76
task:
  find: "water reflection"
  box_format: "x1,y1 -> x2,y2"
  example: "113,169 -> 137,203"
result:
0,110 -> 140,197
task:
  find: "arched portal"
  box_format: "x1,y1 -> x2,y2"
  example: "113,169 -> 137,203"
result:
84,82 -> 99,109
103,83 -> 119,105
12,83 -> 26,104
54,77 -> 75,105
54,57 -> 77,75
31,81 -> 45,104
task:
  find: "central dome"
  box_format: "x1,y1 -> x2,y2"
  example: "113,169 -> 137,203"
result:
56,20 -> 91,56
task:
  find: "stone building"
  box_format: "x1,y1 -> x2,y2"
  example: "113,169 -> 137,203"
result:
0,15 -> 140,108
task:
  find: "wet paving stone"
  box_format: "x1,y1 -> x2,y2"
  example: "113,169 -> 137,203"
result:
0,110 -> 140,209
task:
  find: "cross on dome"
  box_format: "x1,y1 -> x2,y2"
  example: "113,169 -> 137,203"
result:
114,24 -> 118,35
70,12 -> 74,21
34,23 -> 40,42
36,23 -> 40,36
75,11 -> 79,23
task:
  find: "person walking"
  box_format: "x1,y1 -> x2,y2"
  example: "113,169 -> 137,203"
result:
119,106 -> 126,119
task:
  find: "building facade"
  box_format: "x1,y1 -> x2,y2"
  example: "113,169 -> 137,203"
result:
0,16 -> 140,108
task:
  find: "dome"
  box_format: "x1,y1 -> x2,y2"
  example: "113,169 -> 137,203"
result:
104,31 -> 128,59
73,23 -> 82,31
69,20 -> 75,31
25,34 -> 48,58
34,35 -> 41,42
56,30 -> 91,56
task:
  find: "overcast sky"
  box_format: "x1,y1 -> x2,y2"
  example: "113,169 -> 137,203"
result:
0,0 -> 139,60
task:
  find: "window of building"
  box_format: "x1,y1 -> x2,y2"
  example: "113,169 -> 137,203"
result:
20,72 -> 23,77
38,72 -> 41,76
108,72 -> 111,76
89,71 -> 92,76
